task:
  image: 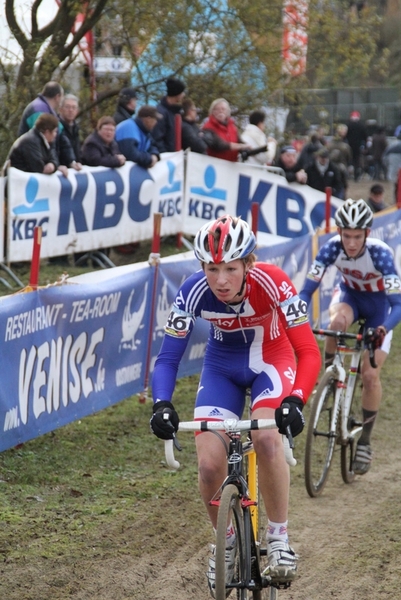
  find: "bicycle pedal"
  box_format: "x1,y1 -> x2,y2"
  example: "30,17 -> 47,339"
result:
276,581 -> 292,590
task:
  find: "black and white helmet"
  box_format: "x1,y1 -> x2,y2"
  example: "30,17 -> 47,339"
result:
335,199 -> 373,229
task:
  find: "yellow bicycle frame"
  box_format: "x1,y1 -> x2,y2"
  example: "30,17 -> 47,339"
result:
246,446 -> 259,539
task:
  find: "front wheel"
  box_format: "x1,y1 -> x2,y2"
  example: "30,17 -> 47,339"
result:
304,371 -> 340,497
215,484 -> 246,600
341,371 -> 363,484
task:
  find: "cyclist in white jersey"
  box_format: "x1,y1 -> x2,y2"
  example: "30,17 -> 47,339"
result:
300,199 -> 401,474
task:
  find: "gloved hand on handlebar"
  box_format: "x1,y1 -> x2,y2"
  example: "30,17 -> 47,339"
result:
364,326 -> 387,350
150,400 -> 179,440
275,396 -> 305,438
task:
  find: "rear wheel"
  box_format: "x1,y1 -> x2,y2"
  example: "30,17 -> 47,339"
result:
341,371 -> 363,483
305,371 -> 340,497
215,484 -> 246,600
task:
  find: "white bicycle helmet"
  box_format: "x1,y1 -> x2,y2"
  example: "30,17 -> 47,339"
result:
335,199 -> 373,229
194,215 -> 256,264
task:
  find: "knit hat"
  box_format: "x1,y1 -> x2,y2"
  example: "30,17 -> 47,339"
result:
166,77 -> 185,97
118,88 -> 137,105
280,145 -> 296,154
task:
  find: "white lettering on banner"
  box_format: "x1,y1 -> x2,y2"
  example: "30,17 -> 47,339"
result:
18,328 -> 105,425
5,304 -> 64,341
188,342 -> 207,360
70,292 -> 121,322
4,407 -> 19,431
265,255 -> 285,268
115,363 -> 142,386
386,221 -> 401,240
158,196 -> 182,217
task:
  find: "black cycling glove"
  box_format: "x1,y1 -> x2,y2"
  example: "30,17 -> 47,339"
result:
364,326 -> 387,350
275,396 -> 305,438
150,401 -> 179,440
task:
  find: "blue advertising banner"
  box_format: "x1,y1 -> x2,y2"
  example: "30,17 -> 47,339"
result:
0,268 -> 151,451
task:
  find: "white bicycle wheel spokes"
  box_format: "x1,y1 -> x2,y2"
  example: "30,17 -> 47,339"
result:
304,371 -> 340,497
341,370 -> 363,484
215,484 -> 246,600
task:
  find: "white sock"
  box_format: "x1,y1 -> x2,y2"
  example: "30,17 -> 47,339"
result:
267,519 -> 288,543
213,524 -> 236,547
226,522 -> 236,547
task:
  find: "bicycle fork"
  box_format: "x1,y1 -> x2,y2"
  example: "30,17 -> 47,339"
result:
340,354 -> 362,443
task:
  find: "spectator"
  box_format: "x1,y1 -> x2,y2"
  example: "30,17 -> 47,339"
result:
18,81 -> 64,136
366,184 -> 386,213
113,87 -> 138,125
58,93 -> 83,171
328,124 -> 352,199
152,77 -> 186,153
305,147 -> 343,198
201,98 -> 249,162
81,116 -> 126,168
7,113 -> 68,177
371,126 -> 388,181
181,98 -> 208,154
383,132 -> 401,203
298,132 -> 324,169
275,145 -> 307,184
241,110 -> 277,166
346,110 -> 367,181
115,105 -> 161,169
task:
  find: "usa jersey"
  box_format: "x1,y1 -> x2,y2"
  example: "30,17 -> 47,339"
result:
300,235 -> 401,332
152,262 -> 321,416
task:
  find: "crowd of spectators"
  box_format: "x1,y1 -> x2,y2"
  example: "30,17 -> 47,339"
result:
6,78 -> 400,253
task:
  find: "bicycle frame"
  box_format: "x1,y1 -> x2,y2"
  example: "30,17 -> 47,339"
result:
164,419 -> 295,597
326,334 -> 363,445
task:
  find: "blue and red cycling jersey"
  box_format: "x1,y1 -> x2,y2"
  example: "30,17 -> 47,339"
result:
300,235 -> 401,332
152,262 -> 321,420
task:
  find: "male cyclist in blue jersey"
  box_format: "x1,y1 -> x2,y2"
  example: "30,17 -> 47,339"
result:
149,215 -> 321,593
300,198 -> 401,475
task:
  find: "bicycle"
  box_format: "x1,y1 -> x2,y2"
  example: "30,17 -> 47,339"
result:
164,413 -> 296,600
304,321 -> 376,498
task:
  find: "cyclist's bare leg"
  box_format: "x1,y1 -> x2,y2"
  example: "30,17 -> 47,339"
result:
195,431 -> 229,528
327,302 -> 354,357
250,407 -> 290,524
353,348 -> 387,474
252,406 -> 297,582
360,347 -> 386,412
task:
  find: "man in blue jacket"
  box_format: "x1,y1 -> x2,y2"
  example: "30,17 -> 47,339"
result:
115,105 -> 161,168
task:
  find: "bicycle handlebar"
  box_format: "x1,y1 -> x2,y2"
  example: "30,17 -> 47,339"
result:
312,328 -> 377,368
312,328 -> 363,341
163,418 -> 297,470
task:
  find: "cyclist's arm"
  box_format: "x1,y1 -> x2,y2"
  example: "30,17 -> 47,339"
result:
285,319 -> 322,403
299,275 -> 320,306
152,305 -> 196,402
299,238 -> 341,305
370,247 -> 401,332
275,280 -> 322,403
383,276 -> 401,332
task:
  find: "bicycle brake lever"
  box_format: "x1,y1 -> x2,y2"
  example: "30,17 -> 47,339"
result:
281,405 -> 295,449
173,435 -> 182,452
368,345 -> 377,369
162,413 -> 182,451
